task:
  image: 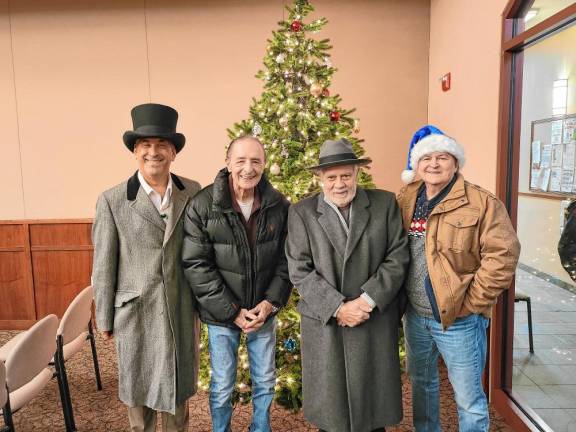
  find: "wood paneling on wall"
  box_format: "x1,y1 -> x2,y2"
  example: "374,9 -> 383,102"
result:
0,220 -> 92,329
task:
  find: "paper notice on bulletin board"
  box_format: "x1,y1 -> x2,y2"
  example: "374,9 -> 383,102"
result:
541,144 -> 552,168
531,168 -> 540,189
552,120 -> 564,145
563,143 -> 576,170
550,167 -> 562,191
561,170 -> 574,192
564,118 -> 576,143
552,145 -> 563,167
532,168 -> 551,191
532,140 -> 542,168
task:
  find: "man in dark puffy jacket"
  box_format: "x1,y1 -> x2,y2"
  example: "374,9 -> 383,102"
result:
182,135 -> 291,432
559,200 -> 576,281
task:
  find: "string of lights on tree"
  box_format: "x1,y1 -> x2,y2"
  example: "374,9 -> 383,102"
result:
197,0 -> 377,410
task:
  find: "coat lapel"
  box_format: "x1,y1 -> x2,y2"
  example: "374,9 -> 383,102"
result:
127,172 -> 166,232
130,187 -> 166,231
163,186 -> 189,246
316,194 -> 347,258
345,189 -> 370,261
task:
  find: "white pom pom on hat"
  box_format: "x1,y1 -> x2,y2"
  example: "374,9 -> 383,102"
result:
401,169 -> 416,184
401,125 -> 465,184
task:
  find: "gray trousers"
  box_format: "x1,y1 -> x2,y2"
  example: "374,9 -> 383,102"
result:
127,402 -> 189,432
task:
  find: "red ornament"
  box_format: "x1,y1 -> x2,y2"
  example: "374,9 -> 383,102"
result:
330,111 -> 340,122
290,20 -> 303,32
321,88 -> 330,97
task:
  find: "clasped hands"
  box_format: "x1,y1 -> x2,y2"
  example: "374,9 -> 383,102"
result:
234,300 -> 275,333
336,297 -> 373,327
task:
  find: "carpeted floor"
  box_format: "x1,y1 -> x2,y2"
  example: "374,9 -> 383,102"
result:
0,329 -> 512,431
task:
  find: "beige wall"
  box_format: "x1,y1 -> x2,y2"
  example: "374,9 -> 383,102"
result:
0,0 -> 24,220
0,0 -> 429,219
428,0 -> 508,193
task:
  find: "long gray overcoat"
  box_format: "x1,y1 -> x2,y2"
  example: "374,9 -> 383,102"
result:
92,172 -> 201,414
286,188 -> 409,432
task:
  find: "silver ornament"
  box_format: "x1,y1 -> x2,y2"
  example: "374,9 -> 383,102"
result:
270,163 -> 281,176
252,122 -> 263,136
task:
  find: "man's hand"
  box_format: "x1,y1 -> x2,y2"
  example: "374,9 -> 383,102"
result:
101,330 -> 114,340
336,297 -> 373,327
244,300 -> 275,333
234,308 -> 258,331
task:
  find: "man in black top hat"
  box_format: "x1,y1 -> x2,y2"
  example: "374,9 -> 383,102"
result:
92,103 -> 201,431
286,138 -> 409,432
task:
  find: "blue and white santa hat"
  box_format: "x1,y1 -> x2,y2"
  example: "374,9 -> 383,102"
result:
401,125 -> 465,184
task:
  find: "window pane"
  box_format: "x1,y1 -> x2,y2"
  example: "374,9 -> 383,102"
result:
512,21 -> 576,432
523,0 -> 575,30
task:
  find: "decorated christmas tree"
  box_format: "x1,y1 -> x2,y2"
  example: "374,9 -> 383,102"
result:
197,0 -> 378,411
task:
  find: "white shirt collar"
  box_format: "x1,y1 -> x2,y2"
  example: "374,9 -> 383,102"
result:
138,171 -> 173,212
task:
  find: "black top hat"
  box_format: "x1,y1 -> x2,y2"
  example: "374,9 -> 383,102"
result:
123,103 -> 186,152
308,138 -> 371,170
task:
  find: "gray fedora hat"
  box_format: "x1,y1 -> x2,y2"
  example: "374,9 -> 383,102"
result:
308,138 -> 371,170
123,103 -> 185,153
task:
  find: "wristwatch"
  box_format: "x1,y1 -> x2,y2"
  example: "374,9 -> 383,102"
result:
267,300 -> 280,314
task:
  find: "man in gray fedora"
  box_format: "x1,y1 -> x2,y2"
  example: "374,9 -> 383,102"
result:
92,103 -> 201,431
286,138 -> 409,432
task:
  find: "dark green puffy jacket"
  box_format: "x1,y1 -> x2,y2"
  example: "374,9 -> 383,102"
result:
559,200 -> 576,282
182,168 -> 292,327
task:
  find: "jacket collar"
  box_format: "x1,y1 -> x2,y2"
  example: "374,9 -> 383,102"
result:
127,170 -> 185,201
126,171 -> 189,236
430,173 -> 468,215
316,188 -> 370,261
212,168 -> 282,212
400,173 -> 468,229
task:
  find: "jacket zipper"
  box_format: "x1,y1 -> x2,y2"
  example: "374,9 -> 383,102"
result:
233,212 -> 253,309
252,208 -> 268,308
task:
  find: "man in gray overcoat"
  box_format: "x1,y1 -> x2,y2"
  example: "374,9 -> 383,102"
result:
286,138 -> 409,432
92,103 -> 201,432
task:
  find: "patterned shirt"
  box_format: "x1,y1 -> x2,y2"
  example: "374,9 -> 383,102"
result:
406,176 -> 458,317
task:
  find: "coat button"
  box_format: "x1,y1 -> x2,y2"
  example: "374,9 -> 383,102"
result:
442,310 -> 447,314
456,221 -> 462,227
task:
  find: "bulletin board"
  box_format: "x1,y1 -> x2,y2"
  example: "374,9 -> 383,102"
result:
529,114 -> 576,196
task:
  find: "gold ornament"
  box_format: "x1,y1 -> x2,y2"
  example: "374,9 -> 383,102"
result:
353,119 -> 361,133
310,83 -> 323,97
270,163 -> 281,176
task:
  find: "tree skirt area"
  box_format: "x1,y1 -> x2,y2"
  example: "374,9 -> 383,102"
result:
0,330 -> 512,431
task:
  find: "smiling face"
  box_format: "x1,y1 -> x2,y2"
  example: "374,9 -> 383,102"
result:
318,164 -> 358,208
134,137 -> 176,181
416,151 -> 458,188
226,137 -> 266,194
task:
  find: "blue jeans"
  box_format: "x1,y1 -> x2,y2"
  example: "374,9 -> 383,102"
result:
404,307 -> 490,432
207,318 -> 276,432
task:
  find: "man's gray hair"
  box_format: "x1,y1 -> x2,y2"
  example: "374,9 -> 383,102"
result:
226,135 -> 266,160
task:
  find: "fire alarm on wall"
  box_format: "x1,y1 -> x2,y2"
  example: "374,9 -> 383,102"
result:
441,73 -> 451,92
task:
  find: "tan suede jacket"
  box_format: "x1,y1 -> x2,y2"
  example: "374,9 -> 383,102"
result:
397,174 -> 521,328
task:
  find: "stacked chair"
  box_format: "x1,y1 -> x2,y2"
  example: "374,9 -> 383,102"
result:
0,286 -> 102,432
0,361 -> 7,430
54,286 -> 103,431
1,314 -> 58,432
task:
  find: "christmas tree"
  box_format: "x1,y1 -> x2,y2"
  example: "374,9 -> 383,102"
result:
197,0 -> 378,411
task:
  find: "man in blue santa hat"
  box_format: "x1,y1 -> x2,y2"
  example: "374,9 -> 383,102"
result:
397,125 -> 520,432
